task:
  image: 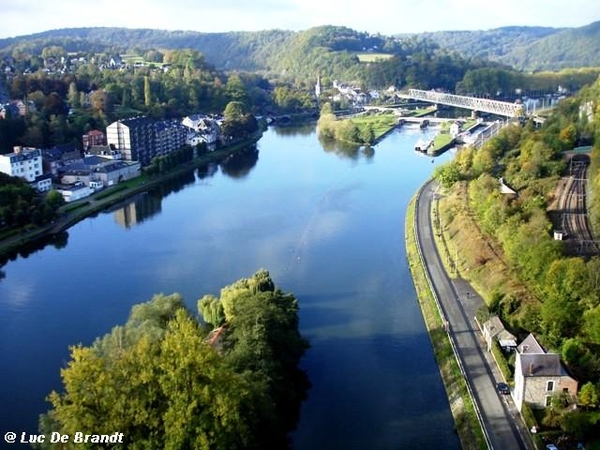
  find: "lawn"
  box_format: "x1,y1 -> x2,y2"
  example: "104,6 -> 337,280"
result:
350,112 -> 398,140
356,52 -> 394,63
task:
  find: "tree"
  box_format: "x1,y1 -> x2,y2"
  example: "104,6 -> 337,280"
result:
144,75 -> 151,107
222,101 -> 257,139
198,294 -> 225,327
67,82 -> 79,108
39,273 -> 309,450
578,382 -> 599,409
433,161 -> 462,188
45,189 -> 65,211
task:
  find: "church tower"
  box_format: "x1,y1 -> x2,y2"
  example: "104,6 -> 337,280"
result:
315,74 -> 322,99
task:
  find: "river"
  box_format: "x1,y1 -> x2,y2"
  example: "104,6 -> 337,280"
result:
0,124 -> 460,449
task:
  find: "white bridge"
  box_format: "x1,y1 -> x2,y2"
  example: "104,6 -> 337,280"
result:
401,89 -> 525,118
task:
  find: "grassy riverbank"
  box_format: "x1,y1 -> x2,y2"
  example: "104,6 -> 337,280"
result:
405,193 -> 487,450
0,133 -> 262,258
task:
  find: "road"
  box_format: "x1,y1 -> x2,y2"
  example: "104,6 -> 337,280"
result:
415,179 -> 531,450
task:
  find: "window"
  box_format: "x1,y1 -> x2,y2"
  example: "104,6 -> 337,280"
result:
545,396 -> 552,407
547,381 -> 555,392
563,387 -> 569,393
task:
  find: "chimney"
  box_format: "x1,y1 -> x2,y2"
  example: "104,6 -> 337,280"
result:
13,146 -> 22,154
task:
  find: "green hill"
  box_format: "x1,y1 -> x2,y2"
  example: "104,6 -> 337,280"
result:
422,21 -> 600,71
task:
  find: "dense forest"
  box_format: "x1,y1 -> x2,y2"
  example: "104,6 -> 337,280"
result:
433,76 -> 600,440
421,20 -> 600,71
38,270 -> 309,450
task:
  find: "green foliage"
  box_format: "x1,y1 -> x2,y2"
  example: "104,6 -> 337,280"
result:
578,382 -> 600,409
40,272 -> 309,450
198,294 -> 225,327
433,161 -> 462,189
0,174 -> 61,230
222,101 -> 258,140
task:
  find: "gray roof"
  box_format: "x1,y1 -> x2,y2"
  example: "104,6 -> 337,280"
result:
519,353 -> 563,377
517,333 -> 545,354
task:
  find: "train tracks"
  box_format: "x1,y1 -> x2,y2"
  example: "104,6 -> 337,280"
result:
557,160 -> 599,255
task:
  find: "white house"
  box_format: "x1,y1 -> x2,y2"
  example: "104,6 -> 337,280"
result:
0,147 -> 43,182
56,182 -> 91,203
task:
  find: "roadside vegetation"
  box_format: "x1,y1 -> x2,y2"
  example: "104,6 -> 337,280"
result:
431,76 -> 600,446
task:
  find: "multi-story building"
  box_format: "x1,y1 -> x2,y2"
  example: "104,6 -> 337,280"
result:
0,147 -> 43,182
155,120 -> 187,157
106,117 -> 156,166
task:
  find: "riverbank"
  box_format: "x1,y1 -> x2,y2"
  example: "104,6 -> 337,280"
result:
0,132 -> 263,259
405,191 -> 487,450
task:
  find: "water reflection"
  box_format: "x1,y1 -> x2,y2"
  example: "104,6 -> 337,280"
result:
271,124 -> 316,137
113,193 -> 162,229
0,230 -> 69,279
318,135 -> 375,160
219,144 -> 259,178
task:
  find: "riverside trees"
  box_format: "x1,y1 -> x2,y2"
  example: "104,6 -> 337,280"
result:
39,270 -> 309,450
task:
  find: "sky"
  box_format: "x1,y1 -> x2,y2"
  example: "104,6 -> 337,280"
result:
1,0 -> 599,39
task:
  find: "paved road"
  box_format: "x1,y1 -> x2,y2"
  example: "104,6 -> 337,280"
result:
415,179 -> 531,450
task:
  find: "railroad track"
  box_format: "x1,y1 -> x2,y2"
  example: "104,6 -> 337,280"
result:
558,161 -> 599,254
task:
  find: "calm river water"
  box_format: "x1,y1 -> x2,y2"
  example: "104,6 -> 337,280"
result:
0,124 -> 460,449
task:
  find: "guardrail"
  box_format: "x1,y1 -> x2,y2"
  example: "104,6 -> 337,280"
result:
414,180 -> 494,450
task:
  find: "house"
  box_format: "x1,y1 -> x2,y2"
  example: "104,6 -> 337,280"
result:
55,182 -> 91,203
42,143 -> 82,177
449,121 -> 463,138
85,145 -> 122,160
513,334 -> 578,411
481,315 -> 517,352
61,157 -> 140,188
31,174 -> 53,193
82,130 -> 107,150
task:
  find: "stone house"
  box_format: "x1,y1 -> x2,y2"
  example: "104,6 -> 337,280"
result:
513,334 -> 578,411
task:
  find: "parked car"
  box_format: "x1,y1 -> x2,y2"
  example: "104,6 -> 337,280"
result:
496,382 -> 510,395
546,444 -> 558,450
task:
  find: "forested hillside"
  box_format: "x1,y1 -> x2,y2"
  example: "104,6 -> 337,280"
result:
423,21 -> 600,71
2,21 -> 599,77
433,76 -> 600,440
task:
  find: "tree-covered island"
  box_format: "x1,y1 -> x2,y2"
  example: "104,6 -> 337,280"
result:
37,270 -> 310,450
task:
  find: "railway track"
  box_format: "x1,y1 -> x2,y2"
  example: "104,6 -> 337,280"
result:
558,161 -> 599,254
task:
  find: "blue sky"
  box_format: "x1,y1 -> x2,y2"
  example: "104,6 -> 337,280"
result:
1,0 -> 598,39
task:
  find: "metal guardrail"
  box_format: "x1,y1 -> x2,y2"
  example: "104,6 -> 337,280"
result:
413,181 -> 494,450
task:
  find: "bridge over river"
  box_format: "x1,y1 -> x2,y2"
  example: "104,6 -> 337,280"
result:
399,89 -> 525,118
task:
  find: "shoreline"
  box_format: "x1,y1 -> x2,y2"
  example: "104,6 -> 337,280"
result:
405,184 -> 487,450
0,132 -> 263,260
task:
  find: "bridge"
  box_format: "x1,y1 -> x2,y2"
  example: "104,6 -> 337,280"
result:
400,89 -> 525,118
